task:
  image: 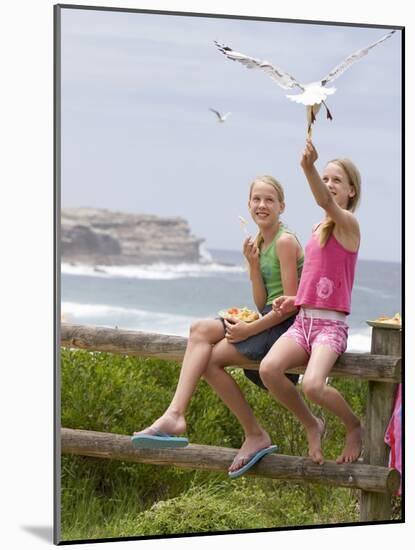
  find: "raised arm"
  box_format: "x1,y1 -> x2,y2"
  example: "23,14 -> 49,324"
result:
300,139 -> 360,245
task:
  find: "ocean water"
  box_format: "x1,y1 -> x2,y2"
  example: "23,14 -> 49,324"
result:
61,249 -> 401,353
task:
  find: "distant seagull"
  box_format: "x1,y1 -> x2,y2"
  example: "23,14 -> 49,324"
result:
209,107 -> 232,123
214,30 -> 396,137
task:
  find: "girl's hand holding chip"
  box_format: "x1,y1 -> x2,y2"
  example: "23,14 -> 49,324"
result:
243,238 -> 260,268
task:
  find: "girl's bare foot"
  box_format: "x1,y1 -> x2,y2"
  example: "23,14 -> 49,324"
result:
306,416 -> 325,464
228,430 -> 272,473
336,422 -> 363,463
133,410 -> 186,437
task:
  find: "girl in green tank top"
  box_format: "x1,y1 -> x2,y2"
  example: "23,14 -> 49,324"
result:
133,175 -> 304,478
260,223 -> 304,305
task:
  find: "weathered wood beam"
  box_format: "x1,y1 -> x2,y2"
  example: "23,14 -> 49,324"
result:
360,328 -> 402,521
61,428 -> 400,494
60,323 -> 401,382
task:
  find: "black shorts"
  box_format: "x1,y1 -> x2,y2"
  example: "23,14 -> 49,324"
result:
223,305 -> 299,390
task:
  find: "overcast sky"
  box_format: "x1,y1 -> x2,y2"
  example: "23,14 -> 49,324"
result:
60,7 -> 402,262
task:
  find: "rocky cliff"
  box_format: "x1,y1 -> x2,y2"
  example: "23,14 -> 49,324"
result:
61,208 -> 204,265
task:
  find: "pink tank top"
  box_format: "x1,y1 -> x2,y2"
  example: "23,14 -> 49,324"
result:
295,230 -> 358,314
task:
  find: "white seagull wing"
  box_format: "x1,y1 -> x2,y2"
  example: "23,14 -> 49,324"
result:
321,29 -> 396,85
214,40 -> 304,91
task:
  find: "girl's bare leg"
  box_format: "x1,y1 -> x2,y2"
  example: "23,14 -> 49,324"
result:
301,345 -> 363,463
259,337 -> 326,463
134,319 -> 225,436
202,339 -> 272,472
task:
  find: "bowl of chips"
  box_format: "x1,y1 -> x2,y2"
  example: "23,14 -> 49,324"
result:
219,307 -> 260,323
366,313 -> 401,329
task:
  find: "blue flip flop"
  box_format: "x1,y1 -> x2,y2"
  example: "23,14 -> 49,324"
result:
228,445 -> 278,479
131,431 -> 189,449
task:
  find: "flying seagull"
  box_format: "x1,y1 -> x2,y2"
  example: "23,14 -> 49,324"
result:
214,30 -> 396,137
209,107 -> 232,122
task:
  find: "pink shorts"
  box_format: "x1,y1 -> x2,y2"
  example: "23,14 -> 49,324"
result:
282,308 -> 349,356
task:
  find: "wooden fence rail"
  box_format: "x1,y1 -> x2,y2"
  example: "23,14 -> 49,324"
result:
60,322 -> 402,522
61,323 -> 401,383
62,428 -> 400,494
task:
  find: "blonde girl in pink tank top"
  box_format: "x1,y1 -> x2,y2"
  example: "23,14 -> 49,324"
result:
257,139 -> 363,465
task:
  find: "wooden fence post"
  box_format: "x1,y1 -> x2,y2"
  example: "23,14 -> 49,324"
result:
360,327 -> 401,521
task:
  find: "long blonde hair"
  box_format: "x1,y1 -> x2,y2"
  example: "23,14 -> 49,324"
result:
318,159 -> 361,247
249,175 -> 285,250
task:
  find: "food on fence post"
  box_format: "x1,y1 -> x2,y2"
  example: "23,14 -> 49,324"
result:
374,313 -> 401,325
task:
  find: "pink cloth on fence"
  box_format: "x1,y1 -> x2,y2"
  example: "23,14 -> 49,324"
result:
384,384 -> 402,496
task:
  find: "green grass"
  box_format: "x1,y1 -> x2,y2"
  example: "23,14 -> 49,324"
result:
59,348 -> 400,542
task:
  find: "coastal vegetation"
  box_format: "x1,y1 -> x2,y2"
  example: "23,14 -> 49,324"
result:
60,348 -> 399,542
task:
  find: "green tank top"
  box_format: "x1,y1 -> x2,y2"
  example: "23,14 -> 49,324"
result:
259,223 -> 304,305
